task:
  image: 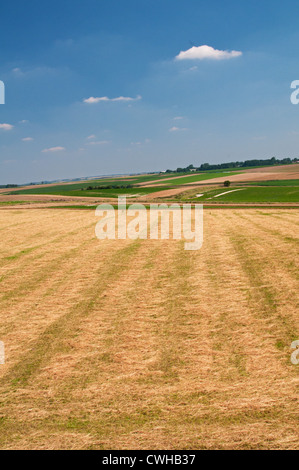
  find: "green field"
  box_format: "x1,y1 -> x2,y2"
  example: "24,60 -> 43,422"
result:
8,171 -> 242,197
161,171 -> 241,185
9,186 -> 168,198
193,186 -> 299,203
7,173 -> 187,195
5,172 -> 299,203
69,187 -> 167,198
0,201 -> 30,206
248,179 -> 299,186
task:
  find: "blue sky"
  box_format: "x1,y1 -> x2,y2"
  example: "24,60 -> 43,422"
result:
1,0 -> 299,184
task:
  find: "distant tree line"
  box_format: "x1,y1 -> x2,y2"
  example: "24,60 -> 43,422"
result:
165,157 -> 299,174
0,184 -> 18,188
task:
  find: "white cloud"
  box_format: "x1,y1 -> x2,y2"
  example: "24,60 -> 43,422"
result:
84,95 -> 142,104
0,123 -> 14,131
84,97 -> 109,104
176,45 -> 242,61
173,116 -> 183,121
42,146 -> 65,153
87,134 -> 96,140
12,67 -> 23,75
22,137 -> 34,142
19,120 -> 29,124
113,95 -> 141,102
169,126 -> 188,132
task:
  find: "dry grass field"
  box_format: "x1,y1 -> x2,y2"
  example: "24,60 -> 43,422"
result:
0,208 -> 298,450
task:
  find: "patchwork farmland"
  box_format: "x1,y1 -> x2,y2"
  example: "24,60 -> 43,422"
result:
2,0 -> 299,453
0,163 -> 298,450
1,164 -> 299,207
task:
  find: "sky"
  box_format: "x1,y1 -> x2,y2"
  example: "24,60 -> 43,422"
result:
1,0 -> 299,184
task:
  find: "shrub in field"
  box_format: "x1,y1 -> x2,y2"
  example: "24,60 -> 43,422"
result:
224,180 -> 231,187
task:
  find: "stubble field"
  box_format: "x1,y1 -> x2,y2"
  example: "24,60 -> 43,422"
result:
0,208 -> 298,450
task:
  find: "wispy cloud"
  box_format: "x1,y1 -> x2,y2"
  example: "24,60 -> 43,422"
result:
84,95 -> 142,104
0,123 -> 14,131
42,146 -> 65,153
12,66 -> 68,79
169,126 -> 188,132
87,134 -> 96,140
176,45 -> 242,61
22,137 -> 34,142
12,67 -> 23,75
131,138 -> 151,146
86,140 -> 110,145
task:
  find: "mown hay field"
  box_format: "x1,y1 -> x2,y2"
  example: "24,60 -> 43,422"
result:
0,208 -> 298,450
